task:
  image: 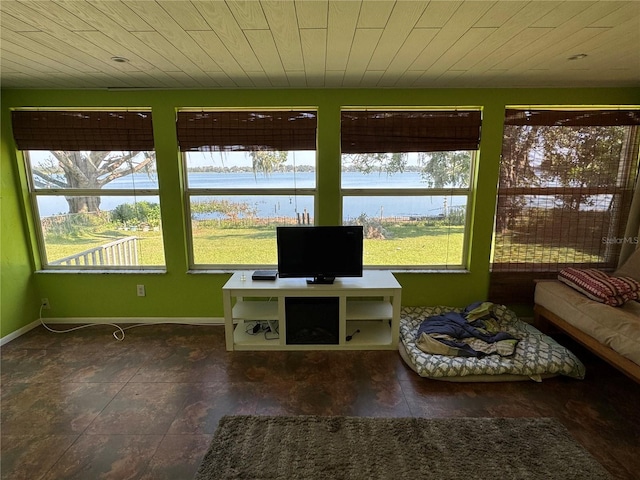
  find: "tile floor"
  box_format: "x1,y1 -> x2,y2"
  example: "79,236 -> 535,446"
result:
1,323 -> 639,479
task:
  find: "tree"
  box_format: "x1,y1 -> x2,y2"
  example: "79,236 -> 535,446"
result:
248,150 -> 289,178
342,152 -> 407,175
496,124 -> 630,233
111,201 -> 161,227
32,150 -> 154,213
418,151 -> 471,188
538,125 -> 625,209
496,125 -> 541,232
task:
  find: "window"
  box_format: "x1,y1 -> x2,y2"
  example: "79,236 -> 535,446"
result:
12,110 -> 164,269
340,109 -> 481,269
177,110 -> 317,267
492,109 -> 640,273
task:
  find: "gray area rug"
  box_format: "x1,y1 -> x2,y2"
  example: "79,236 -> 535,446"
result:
194,415 -> 612,480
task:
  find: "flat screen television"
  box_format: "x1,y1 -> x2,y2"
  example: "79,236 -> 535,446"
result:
276,225 -> 363,284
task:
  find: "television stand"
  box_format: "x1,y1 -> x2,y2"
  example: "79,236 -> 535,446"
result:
222,270 -> 402,351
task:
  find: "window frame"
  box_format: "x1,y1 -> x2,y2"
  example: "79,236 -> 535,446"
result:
23,151 -> 164,271
12,108 -> 164,271
340,108 -> 480,271
179,108 -> 318,270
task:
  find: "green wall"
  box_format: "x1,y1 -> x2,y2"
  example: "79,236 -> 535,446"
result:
1,102 -> 40,337
1,87 -> 638,337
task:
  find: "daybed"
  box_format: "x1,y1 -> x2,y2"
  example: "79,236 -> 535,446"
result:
399,304 -> 586,382
534,250 -> 640,383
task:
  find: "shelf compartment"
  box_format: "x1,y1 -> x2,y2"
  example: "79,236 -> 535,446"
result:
233,320 -> 282,349
346,300 -> 392,320
344,319 -> 392,348
232,300 -> 278,320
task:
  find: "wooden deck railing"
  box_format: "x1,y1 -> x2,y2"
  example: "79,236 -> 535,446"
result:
50,236 -> 139,266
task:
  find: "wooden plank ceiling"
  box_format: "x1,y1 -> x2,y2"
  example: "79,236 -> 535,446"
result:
1,0 -> 638,89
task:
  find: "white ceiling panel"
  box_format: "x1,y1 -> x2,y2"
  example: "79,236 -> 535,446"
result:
0,0 -> 638,89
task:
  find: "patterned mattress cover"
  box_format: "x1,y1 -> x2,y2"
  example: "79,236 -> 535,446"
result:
400,305 -> 585,380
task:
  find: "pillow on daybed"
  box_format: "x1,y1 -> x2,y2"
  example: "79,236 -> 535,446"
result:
614,247 -> 640,282
558,267 -> 640,306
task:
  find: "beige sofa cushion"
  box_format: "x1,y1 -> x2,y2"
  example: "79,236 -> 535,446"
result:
535,280 -> 640,366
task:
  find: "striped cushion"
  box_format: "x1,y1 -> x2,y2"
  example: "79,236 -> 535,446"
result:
558,268 -> 640,306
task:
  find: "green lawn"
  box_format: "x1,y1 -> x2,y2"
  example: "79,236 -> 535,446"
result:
192,224 -> 465,265
492,234 -> 604,264
45,222 -> 606,268
45,223 -> 466,266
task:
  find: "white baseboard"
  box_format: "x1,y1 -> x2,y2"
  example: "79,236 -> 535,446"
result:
1,317 -> 225,346
0,319 -> 41,346
39,316 -> 225,325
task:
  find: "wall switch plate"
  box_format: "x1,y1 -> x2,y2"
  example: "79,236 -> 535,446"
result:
137,285 -> 145,297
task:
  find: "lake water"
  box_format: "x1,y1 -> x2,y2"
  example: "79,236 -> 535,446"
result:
38,172 -> 467,219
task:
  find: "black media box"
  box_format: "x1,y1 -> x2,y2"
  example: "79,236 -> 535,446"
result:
251,270 -> 278,281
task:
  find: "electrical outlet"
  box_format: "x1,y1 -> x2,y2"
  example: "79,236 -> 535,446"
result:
137,285 -> 146,297
41,298 -> 50,309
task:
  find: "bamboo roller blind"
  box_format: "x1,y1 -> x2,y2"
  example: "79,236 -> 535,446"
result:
492,109 -> 640,273
176,110 -> 317,152
341,110 -> 482,153
11,110 -> 154,151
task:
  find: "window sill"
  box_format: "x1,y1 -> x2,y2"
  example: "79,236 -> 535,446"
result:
390,269 -> 470,274
186,268 -> 471,275
36,269 -> 167,275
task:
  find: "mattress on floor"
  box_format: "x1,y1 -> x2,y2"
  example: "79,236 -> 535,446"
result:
399,305 -> 586,382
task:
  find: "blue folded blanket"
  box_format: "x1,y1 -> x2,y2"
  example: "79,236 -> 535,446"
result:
416,302 -> 518,357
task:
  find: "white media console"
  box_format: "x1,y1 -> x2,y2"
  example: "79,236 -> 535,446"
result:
223,270 -> 402,351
